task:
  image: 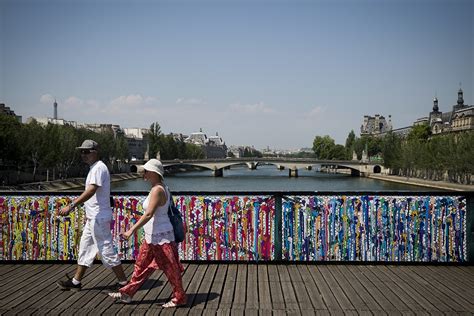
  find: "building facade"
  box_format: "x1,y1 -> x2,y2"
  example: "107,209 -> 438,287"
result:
362,88 -> 473,138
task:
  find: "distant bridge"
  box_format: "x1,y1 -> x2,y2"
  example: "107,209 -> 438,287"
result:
130,158 -> 386,177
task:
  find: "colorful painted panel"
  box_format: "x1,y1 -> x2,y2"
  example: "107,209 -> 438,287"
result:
282,195 -> 467,262
174,195 -> 275,260
0,194 -> 275,261
0,195 -> 84,260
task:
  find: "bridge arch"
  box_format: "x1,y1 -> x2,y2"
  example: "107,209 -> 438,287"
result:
373,165 -> 382,174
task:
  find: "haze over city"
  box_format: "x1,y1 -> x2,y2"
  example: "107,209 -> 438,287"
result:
1,0 -> 472,149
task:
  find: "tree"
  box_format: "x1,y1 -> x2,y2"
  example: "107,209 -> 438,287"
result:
0,114 -> 22,166
146,122 -> 162,159
20,121 -> 47,181
344,130 -> 356,159
381,132 -> 402,171
312,135 -> 336,159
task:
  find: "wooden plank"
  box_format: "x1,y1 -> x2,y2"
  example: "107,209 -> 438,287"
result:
277,265 -> 300,311
50,264 -> 113,314
231,264 -> 247,310
387,266 -> 452,313
335,266 -> 382,313
407,265 -> 474,313
0,264 -> 23,277
297,265 -> 326,311
329,265 -> 370,312
447,266 -> 474,289
267,264 -> 285,310
219,264 -> 237,310
287,265 -> 312,311
371,265 -> 423,313
205,264 -> 227,310
307,265 -> 341,312
85,263 -> 135,315
375,265 -> 436,313
401,265 -> 466,312
257,264 -> 272,311
0,264 -> 52,298
424,266 -> 474,303
318,265 -> 354,312
357,265 -> 410,312
245,264 -> 258,310
1,264 -> 72,313
2,263 -> 472,315
188,264 -> 218,310
179,263 -> 208,311
346,265 -> 396,313
30,264 -> 102,315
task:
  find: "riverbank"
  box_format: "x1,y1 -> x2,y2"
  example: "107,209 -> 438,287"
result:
368,174 -> 474,192
1,173 -> 140,191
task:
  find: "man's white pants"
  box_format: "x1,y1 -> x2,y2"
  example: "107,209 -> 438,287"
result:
78,218 -> 121,268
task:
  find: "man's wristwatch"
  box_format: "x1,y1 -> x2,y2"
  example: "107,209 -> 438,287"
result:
70,201 -> 76,209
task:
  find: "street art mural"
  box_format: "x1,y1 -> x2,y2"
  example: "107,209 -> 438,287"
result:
0,194 -> 275,261
282,195 -> 467,262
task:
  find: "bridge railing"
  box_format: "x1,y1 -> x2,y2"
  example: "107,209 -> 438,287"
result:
1,191 -> 472,263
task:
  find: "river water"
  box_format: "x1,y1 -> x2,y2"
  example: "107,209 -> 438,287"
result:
111,165 -> 438,192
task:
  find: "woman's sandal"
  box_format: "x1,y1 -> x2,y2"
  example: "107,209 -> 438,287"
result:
162,299 -> 186,308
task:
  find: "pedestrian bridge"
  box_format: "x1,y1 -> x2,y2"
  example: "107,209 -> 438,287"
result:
131,158 -> 386,177
1,189 -> 473,314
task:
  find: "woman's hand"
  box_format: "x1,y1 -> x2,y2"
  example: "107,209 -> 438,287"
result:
120,229 -> 133,240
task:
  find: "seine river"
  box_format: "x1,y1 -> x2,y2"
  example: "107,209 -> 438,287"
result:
111,165 -> 437,192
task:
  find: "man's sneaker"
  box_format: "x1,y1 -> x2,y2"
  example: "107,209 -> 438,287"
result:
108,292 -> 132,304
56,277 -> 81,291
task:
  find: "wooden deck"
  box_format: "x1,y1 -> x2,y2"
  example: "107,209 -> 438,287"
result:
0,263 -> 473,315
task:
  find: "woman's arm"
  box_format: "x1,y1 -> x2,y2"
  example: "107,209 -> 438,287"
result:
122,185 -> 167,239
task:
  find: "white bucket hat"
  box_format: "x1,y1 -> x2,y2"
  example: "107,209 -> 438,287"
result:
143,159 -> 164,178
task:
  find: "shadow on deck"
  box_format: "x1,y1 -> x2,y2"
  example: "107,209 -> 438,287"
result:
0,263 -> 473,315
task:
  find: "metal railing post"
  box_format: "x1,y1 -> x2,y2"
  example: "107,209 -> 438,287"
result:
466,194 -> 474,263
274,193 -> 283,261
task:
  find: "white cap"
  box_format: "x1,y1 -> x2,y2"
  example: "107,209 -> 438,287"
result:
76,139 -> 99,150
143,159 -> 164,178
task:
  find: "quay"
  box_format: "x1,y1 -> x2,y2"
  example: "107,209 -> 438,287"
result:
1,262 -> 473,315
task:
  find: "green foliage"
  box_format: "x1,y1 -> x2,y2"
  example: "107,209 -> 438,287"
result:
242,147 -> 263,158
0,114 -> 22,165
312,135 -> 335,159
314,128 -> 473,184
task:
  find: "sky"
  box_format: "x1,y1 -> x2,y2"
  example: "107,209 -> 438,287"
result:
1,0 -> 472,150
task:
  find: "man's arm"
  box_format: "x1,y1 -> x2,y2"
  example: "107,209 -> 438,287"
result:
59,184 -> 99,216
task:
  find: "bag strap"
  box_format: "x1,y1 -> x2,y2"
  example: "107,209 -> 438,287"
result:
166,185 -> 175,217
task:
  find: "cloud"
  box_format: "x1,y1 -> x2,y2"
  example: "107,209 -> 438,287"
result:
308,105 -> 327,118
176,98 -> 207,105
64,96 -> 86,108
229,102 -> 275,114
110,94 -> 155,108
40,94 -> 55,105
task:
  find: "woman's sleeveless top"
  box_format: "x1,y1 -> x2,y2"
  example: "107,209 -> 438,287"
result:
142,185 -> 175,245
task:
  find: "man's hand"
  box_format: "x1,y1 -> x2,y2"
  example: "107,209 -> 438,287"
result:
59,205 -> 73,216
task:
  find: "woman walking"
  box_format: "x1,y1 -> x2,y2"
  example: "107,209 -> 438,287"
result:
108,159 -> 186,307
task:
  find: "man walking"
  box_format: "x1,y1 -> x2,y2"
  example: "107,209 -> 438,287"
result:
57,139 -> 127,291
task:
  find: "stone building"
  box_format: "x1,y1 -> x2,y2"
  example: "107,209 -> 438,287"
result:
0,103 -> 22,122
362,88 -> 473,138
360,114 -> 392,136
184,129 -> 227,158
